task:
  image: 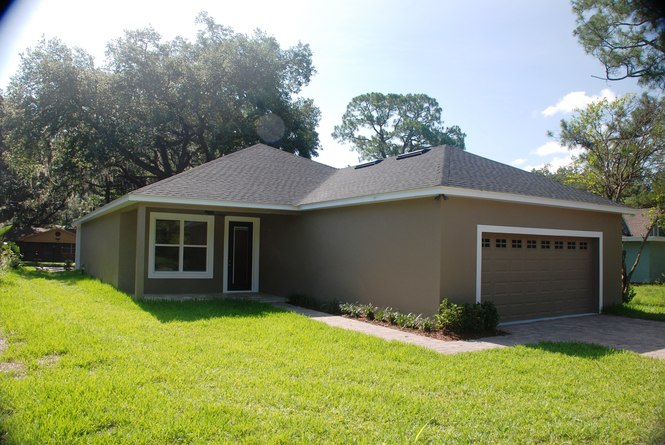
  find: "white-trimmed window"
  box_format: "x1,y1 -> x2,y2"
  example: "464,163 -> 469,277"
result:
148,212 -> 214,279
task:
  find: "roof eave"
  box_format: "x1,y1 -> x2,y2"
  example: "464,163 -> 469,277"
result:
75,185 -> 633,226
73,194 -> 297,226
299,186 -> 633,214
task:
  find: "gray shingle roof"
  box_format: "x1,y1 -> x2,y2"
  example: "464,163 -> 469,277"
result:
131,143 -> 622,209
623,209 -> 654,237
131,144 -> 336,205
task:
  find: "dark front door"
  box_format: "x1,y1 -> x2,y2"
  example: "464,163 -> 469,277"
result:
228,221 -> 253,291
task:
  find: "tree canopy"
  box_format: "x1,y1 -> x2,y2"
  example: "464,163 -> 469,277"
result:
554,93 -> 664,204
0,12 -> 320,227
572,0 -> 665,89
541,93 -> 665,298
331,93 -> 465,161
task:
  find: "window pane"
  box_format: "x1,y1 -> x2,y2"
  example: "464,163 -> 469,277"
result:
183,247 -> 207,271
155,246 -> 180,271
156,220 -> 180,244
184,221 -> 207,245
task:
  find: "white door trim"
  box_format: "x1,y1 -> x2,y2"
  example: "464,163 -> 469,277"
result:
223,216 -> 260,293
476,225 -> 603,312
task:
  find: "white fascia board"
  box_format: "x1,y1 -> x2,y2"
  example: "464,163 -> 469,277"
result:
298,187 -> 444,210
74,194 -> 296,226
131,194 -> 296,212
73,195 -> 133,226
75,185 -> 631,225
299,185 -> 631,214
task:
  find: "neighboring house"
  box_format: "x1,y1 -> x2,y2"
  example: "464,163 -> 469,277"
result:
75,144 -> 631,323
13,227 -> 77,262
623,209 -> 665,283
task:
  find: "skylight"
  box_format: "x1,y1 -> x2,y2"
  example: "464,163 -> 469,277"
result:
354,159 -> 383,169
396,148 -> 430,160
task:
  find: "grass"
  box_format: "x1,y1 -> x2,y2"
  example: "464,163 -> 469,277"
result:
1,270 -> 664,444
604,284 -> 665,321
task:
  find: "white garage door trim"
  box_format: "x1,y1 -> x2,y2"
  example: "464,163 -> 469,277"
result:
476,225 -> 603,315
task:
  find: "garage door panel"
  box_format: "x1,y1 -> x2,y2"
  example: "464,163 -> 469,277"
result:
481,233 -> 598,322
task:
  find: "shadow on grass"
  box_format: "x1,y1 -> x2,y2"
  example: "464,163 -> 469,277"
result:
524,341 -> 622,359
603,304 -> 665,322
15,268 -> 89,284
136,298 -> 285,323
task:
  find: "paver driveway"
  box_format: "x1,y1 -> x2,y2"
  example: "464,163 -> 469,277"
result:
485,315 -> 665,359
277,302 -> 665,359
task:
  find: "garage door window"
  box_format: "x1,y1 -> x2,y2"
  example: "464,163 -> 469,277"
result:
512,239 -> 522,248
568,241 -> 576,249
496,239 -> 507,248
527,240 -> 537,249
554,241 -> 564,249
580,241 -> 588,250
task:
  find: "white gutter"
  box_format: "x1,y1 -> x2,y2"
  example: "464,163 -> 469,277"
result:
298,186 -> 635,215
73,194 -> 297,226
74,186 -> 634,226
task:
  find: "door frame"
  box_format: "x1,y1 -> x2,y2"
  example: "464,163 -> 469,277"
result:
223,216 -> 261,293
476,224 -> 603,312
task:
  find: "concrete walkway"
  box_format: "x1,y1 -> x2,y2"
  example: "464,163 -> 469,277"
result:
274,303 -> 665,359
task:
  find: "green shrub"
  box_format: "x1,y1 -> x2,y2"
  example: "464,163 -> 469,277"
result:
359,303 -> 377,320
0,225 -> 21,270
419,317 -> 435,332
435,299 -> 499,333
339,302 -> 362,318
434,299 -> 464,332
480,301 -> 500,330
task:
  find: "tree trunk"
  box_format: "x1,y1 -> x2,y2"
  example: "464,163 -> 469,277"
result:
621,219 -> 655,301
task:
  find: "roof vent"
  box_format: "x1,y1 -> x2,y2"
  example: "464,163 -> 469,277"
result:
396,148 -> 430,160
354,159 -> 383,169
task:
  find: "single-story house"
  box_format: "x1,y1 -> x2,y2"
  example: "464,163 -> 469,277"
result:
623,209 -> 665,283
13,227 -> 76,262
75,144 -> 631,323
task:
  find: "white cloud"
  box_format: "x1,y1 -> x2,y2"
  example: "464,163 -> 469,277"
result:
522,144 -> 583,171
541,88 -> 616,117
511,158 -> 526,166
532,141 -> 568,156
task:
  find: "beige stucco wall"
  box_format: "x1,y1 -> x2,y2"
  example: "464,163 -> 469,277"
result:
439,197 -> 624,309
261,198 -> 443,315
79,211 -> 121,288
117,210 -> 137,293
80,196 -> 623,315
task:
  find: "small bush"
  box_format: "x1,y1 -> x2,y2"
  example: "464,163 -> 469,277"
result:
337,299 -> 499,335
419,317 -> 435,332
434,299 -> 464,332
339,302 -> 362,318
359,303 -> 377,320
480,301 -> 500,331
435,298 -> 499,334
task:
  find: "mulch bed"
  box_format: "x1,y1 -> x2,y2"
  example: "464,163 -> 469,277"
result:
341,315 -> 508,341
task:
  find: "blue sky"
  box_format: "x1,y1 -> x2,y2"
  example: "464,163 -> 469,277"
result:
0,0 -> 642,169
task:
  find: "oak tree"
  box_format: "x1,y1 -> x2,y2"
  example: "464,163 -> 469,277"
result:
332,92 -> 465,161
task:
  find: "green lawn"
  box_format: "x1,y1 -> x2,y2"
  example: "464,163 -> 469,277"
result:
604,284 -> 665,321
1,270 -> 664,444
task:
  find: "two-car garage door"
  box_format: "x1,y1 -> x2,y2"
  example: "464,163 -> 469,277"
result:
481,232 -> 599,322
